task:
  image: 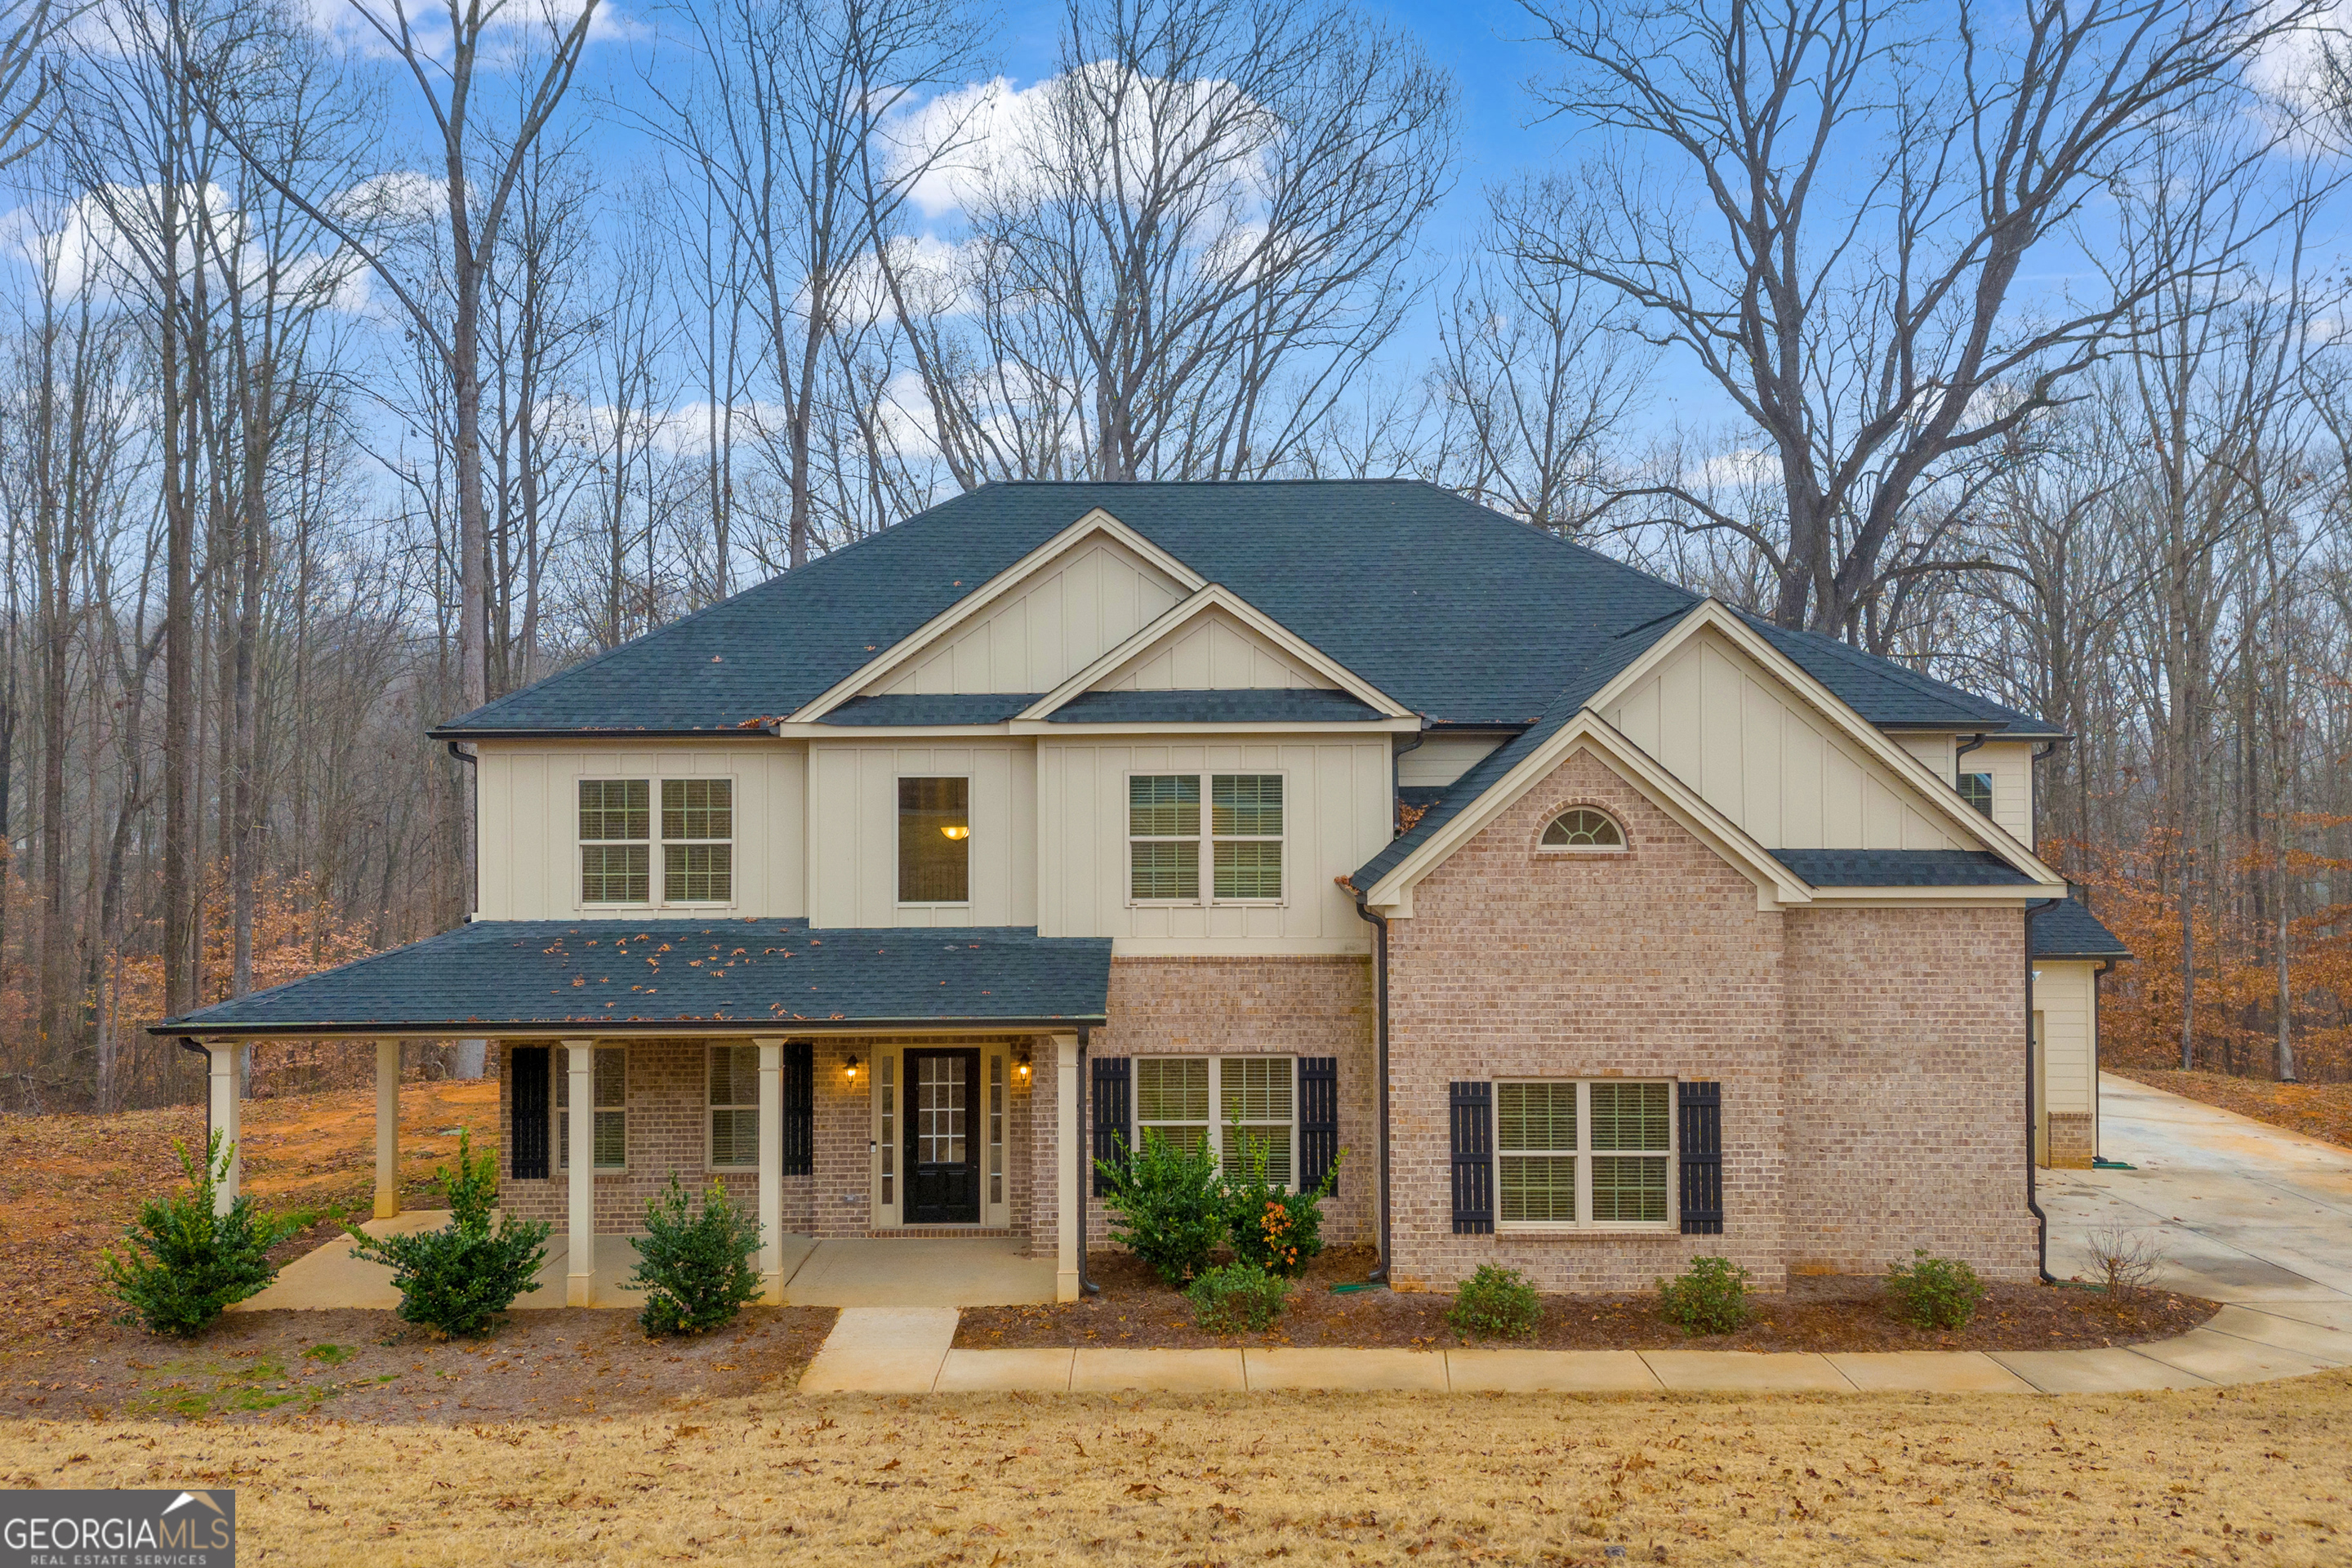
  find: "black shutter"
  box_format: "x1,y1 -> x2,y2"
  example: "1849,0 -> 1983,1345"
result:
1092,1056 -> 1130,1196
783,1041 -> 814,1177
1450,1080 -> 1492,1234
510,1046 -> 550,1180
1298,1057 -> 1339,1194
1678,1080 -> 1723,1235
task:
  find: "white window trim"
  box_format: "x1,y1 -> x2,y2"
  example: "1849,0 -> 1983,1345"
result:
1122,770 -> 1290,908
1132,1054 -> 1299,1190
1494,1078 -> 1675,1234
706,1042 -> 760,1173
556,1044 -> 630,1174
574,772 -> 740,912
894,772 -> 975,911
1534,806 -> 1630,857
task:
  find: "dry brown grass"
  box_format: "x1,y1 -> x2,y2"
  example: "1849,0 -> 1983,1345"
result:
3,1374 -> 2349,1564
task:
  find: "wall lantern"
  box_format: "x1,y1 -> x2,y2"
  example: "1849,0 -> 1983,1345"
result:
1014,1050 -> 1032,1085
844,1054 -> 862,1083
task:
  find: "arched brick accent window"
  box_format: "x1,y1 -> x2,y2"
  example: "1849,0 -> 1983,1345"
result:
1539,806 -> 1625,850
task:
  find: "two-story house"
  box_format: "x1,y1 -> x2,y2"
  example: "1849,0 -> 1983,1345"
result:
159,481 -> 2128,1304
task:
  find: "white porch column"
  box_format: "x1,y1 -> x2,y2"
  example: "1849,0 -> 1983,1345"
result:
755,1036 -> 785,1304
1053,1031 -> 1080,1303
373,1039 -> 402,1220
564,1037 -> 595,1307
207,1042 -> 241,1216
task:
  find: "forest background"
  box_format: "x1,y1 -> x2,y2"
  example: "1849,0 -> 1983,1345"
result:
2,0 -> 2347,1111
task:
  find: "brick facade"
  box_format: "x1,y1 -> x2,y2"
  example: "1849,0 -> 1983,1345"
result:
2047,1111 -> 2095,1169
1381,746 -> 2039,1291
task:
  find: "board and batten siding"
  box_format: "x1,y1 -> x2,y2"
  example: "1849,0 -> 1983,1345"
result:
1396,732 -> 1511,788
473,742 -> 806,920
1094,606 -> 1334,691
1895,734 -> 2038,848
1600,628 -> 1967,851
2034,960 -> 2097,1120
805,742 -> 1039,928
869,537 -> 1187,697
1037,737 -> 1389,953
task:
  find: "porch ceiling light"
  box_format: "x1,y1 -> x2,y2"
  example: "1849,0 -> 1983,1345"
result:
940,824 -> 969,840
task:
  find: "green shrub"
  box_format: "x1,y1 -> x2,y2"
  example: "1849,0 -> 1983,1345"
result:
627,1176 -> 764,1335
346,1129 -> 550,1338
1447,1263 -> 1541,1341
1659,1255 -> 1752,1335
100,1133 -> 306,1336
1097,1129 -> 1227,1286
1224,1130 -> 1343,1279
1885,1250 -> 1984,1330
1185,1263 -> 1290,1333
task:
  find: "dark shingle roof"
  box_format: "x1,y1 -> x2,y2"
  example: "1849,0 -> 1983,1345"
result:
821,694 -> 1040,726
1771,849 -> 2035,887
1046,689 -> 1383,724
1740,614 -> 2062,738
154,920 -> 1112,1036
434,481 -> 2047,738
2032,898 -> 2132,960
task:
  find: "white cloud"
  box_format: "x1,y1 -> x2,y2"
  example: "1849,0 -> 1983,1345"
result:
1682,447 -> 1779,493
0,184 -> 374,314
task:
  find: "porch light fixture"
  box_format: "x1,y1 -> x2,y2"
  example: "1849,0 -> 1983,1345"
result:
940,823 -> 969,840
844,1054 -> 861,1083
1015,1052 -> 1031,1085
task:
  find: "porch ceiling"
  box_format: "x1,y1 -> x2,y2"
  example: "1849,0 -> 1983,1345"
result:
151,918 -> 1112,1038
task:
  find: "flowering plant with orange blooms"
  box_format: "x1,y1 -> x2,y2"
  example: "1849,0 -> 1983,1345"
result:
1223,1121 -> 1343,1279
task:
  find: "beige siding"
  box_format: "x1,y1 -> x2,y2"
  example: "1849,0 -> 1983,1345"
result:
805,741 -> 1038,928
1896,733 -> 1953,776
1601,627 -> 1967,851
474,742 -> 805,920
1396,732 -> 1509,788
1094,606 -> 1334,691
1980,741 -> 2037,844
1037,737 -> 1388,952
871,537 -> 1187,696
2035,961 -> 2097,1118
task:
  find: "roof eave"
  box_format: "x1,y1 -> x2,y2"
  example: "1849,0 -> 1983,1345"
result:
152,1012 -> 1110,1040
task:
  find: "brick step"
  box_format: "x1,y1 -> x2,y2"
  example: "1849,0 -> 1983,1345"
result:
866,1227 -> 1016,1240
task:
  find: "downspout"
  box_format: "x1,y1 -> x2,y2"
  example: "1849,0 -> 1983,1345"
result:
1350,886 -> 1391,1284
1075,1024 -> 1099,1296
1953,732 -> 1987,769
2025,895 -> 2061,1284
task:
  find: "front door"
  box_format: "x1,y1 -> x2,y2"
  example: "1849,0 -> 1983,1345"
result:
905,1049 -> 981,1224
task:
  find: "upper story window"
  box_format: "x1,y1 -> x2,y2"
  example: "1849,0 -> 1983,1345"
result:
1539,807 -> 1625,851
1958,772 -> 1993,817
899,777 -> 970,904
1129,773 -> 1285,903
579,778 -> 733,905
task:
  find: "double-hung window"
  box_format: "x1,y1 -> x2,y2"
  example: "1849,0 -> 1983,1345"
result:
1496,1079 -> 1672,1227
663,780 -> 733,902
707,1043 -> 760,1169
1134,1056 -> 1296,1187
580,777 -> 733,905
1958,772 -> 1993,817
1127,773 -> 1284,903
558,1045 -> 628,1171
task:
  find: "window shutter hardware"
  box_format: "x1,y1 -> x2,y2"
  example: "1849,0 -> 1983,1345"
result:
1677,1080 -> 1723,1236
1450,1080 -> 1493,1235
1092,1056 -> 1131,1196
1298,1057 -> 1339,1195
510,1046 -> 550,1181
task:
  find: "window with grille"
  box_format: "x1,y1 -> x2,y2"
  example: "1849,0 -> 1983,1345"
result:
1958,772 -> 1993,817
663,779 -> 733,902
708,1043 -> 760,1169
898,777 -> 971,903
1539,807 -> 1624,849
1495,1079 -> 1672,1228
1128,773 -> 1284,902
580,780 -> 650,902
877,1054 -> 897,1208
1133,1056 -> 1298,1187
557,1046 -> 627,1171
988,1056 -> 1005,1207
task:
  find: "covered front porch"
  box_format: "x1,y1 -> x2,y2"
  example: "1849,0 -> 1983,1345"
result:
156,918 -> 1113,1308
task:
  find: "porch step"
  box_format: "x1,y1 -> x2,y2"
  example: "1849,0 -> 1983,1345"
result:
868,1226 -> 1015,1240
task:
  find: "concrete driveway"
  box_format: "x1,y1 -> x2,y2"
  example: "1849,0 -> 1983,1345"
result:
2042,1072 -> 2352,1315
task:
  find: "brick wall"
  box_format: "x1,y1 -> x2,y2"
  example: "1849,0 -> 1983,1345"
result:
1781,906 -> 2038,1280
1086,956 -> 1377,1250
2047,1111 -> 2094,1169
1384,749 -> 1788,1291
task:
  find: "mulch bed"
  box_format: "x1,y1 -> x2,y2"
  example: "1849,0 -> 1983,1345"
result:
2113,1068 -> 2352,1152
0,1305 -> 837,1427
955,1245 -> 2217,1353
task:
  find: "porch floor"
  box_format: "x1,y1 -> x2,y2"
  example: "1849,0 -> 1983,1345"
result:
231,1214 -> 1051,1312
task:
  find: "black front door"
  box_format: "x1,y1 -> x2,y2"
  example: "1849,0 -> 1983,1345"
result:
904,1049 -> 981,1224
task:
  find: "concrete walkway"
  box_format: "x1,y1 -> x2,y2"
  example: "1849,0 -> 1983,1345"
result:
801,1076 -> 2352,1396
